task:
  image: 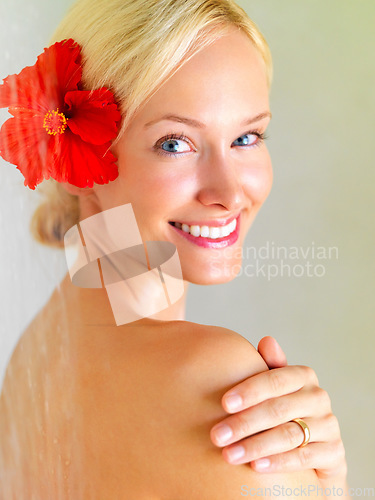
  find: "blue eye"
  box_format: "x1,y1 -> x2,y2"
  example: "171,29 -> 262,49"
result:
161,138 -> 191,154
155,133 -> 193,157
233,132 -> 265,147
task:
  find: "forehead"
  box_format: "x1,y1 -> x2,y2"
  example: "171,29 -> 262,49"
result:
135,29 -> 269,128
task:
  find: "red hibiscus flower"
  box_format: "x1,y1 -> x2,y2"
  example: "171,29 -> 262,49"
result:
0,38 -> 121,190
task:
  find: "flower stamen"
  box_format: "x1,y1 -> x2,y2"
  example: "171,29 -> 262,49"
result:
43,109 -> 68,135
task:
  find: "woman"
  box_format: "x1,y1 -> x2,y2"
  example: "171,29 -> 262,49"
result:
0,0 -> 349,498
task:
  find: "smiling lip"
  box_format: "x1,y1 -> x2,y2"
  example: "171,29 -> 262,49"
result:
168,214 -> 241,249
169,213 -> 239,228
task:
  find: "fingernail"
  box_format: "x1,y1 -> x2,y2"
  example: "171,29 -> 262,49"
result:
254,458 -> 271,470
224,393 -> 243,411
226,445 -> 245,463
211,424 -> 233,445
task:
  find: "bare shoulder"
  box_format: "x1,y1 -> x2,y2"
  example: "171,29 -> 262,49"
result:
151,320 -> 325,499
0,318 -> 325,499
99,320 -> 325,499
170,319 -> 268,380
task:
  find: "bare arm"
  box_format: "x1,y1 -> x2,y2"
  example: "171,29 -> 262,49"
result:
209,335 -> 349,496
150,324 -> 327,499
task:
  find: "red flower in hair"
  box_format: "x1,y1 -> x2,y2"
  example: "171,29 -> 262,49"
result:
0,39 -> 121,190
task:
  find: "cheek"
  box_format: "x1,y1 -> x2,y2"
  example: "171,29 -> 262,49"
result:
127,159 -> 196,206
242,154 -> 273,204
117,163 -> 194,224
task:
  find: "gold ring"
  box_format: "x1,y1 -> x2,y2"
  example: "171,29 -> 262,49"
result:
291,418 -> 310,448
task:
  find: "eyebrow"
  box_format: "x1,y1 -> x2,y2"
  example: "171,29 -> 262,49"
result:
144,111 -> 272,129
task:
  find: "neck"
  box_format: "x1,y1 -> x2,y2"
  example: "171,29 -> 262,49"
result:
59,270 -> 189,327
144,279 -> 189,321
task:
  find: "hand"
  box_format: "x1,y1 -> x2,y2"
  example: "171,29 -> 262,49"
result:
209,336 -> 348,488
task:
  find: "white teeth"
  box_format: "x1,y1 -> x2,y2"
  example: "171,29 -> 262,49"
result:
229,219 -> 237,233
172,218 -> 237,239
221,225 -> 231,237
209,227 -> 221,239
200,225 -> 210,238
190,225 -> 201,237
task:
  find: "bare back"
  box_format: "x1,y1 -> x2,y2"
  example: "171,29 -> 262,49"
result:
0,276 -> 325,499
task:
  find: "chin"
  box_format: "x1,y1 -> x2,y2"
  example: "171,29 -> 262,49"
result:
181,258 -> 243,285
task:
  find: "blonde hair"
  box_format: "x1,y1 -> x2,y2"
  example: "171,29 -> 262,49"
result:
31,0 -> 272,248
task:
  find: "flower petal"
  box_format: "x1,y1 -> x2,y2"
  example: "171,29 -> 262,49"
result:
0,39 -> 120,190
39,39 -> 82,100
0,65 -> 49,113
65,89 -> 121,145
0,39 -> 81,113
52,132 -> 119,187
0,115 -> 53,189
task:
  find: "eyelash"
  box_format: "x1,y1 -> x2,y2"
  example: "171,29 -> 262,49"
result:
153,130 -> 268,158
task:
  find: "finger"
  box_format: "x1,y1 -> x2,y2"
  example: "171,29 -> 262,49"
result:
222,365 -> 319,413
211,387 -> 332,447
221,415 -> 341,465
223,420 -> 315,465
258,336 -> 288,369
250,440 -> 346,477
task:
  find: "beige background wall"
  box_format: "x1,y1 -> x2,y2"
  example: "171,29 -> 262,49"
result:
0,0 -> 374,491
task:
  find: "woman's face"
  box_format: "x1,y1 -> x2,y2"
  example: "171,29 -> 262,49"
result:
95,28 -> 272,285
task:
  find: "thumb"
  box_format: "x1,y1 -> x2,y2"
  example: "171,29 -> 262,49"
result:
258,336 -> 288,369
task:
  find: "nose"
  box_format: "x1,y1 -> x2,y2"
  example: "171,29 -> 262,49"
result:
196,152 -> 246,212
